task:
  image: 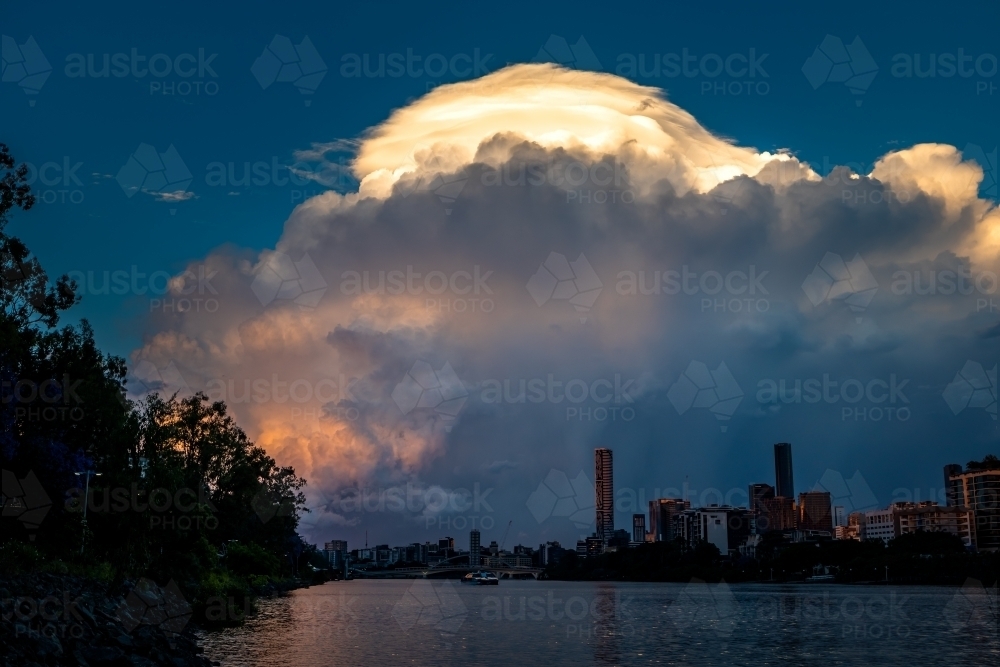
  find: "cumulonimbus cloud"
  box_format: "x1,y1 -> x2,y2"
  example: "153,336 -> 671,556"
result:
128,64 -> 999,543
353,63 -> 806,200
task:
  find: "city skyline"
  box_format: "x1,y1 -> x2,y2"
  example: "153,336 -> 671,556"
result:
3,2 -> 998,665
319,444 -> 998,557
4,3 -> 999,556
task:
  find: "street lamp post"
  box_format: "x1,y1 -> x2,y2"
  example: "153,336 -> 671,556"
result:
74,470 -> 101,554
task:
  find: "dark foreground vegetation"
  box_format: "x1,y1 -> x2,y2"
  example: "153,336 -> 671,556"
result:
1,573 -> 214,667
1,146 -> 332,664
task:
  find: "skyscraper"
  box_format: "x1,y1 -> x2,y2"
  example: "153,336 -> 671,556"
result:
323,540 -> 348,568
943,464 -> 963,505
798,491 -> 833,532
774,442 -> 794,499
760,496 -> 796,531
595,448 -> 614,545
945,462 -> 1000,551
469,529 -> 481,567
748,483 -> 775,534
648,498 -> 690,542
749,483 -> 775,511
632,514 -> 646,543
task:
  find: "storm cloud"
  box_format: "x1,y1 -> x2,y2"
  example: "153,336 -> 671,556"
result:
127,64 -> 999,547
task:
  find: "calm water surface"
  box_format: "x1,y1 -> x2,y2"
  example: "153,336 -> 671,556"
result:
198,579 -> 998,666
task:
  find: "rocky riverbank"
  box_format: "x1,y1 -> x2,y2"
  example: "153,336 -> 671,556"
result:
1,573 -> 216,667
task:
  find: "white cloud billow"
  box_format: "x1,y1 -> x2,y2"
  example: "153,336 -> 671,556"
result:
127,64 -> 1000,544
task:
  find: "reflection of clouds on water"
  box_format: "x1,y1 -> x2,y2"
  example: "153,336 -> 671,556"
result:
197,582 -> 997,665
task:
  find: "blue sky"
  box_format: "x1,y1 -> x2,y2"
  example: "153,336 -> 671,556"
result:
4,0 -> 998,547
5,1 -> 997,354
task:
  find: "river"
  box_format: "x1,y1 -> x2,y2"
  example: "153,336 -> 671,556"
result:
198,579 -> 998,666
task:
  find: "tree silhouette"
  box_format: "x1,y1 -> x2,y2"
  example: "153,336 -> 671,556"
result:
1,144 -> 314,611
967,454 -> 1000,471
0,144 -> 80,328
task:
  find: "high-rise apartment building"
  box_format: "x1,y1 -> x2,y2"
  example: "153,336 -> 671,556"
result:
671,508 -> 701,549
538,541 -> 564,566
894,502 -> 973,547
748,483 -> 775,534
759,495 -> 796,531
697,505 -> 751,555
595,448 -> 614,545
648,498 -> 691,542
774,443 -> 794,499
944,462 -> 1000,551
632,513 -> 646,543
862,501 -> 973,546
798,491 -> 833,532
943,464 -> 963,503
323,540 -> 348,568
